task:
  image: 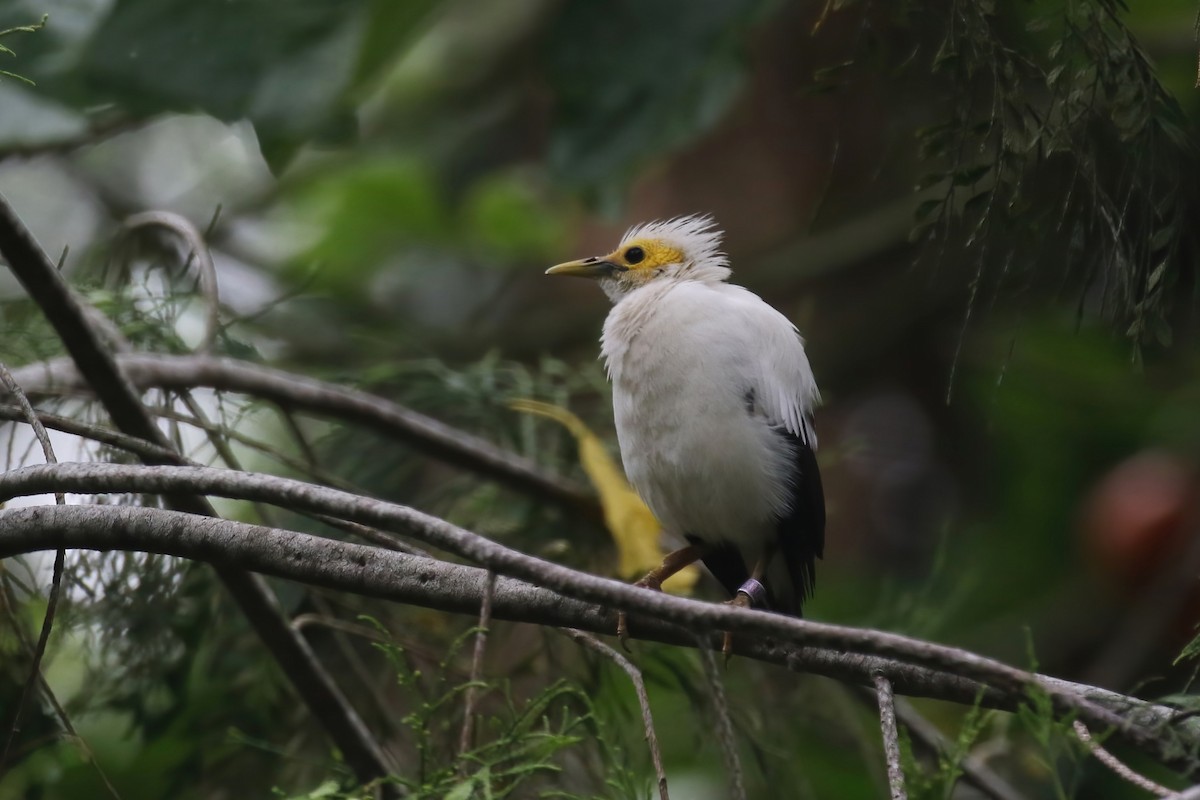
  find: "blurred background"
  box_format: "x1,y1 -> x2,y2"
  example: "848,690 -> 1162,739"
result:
1,0 -> 1199,797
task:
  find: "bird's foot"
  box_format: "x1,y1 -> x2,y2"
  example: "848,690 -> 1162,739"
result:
721,578 -> 767,664
720,593 -> 753,663
616,575 -> 664,651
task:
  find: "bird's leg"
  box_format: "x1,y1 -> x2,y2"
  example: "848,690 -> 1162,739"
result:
617,544 -> 705,649
722,554 -> 771,661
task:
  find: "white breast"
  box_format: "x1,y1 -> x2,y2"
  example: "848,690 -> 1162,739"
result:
601,279 -> 817,554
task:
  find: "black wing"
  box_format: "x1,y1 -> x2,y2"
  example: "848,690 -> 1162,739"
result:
771,430 -> 825,616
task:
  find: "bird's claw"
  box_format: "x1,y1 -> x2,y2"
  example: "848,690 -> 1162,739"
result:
616,611 -> 632,652
721,593 -> 753,666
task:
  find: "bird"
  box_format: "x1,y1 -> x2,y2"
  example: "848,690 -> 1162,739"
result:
545,214 -> 825,650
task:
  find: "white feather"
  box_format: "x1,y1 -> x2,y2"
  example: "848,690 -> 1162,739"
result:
599,217 -> 819,557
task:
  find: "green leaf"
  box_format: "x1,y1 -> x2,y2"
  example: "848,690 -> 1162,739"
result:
1149,228 -> 1173,253
914,197 -> 945,221
287,156 -> 450,291
461,171 -> 569,265
77,0 -> 370,167
952,163 -> 992,186
543,0 -> 765,191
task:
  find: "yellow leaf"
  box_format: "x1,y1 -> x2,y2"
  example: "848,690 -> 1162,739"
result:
509,399 -> 698,594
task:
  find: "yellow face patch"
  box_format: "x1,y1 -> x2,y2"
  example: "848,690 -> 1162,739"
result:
606,238 -> 684,272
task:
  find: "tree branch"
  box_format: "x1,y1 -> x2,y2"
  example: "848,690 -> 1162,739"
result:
0,361 -> 66,775
0,195 -> 396,791
122,210 -> 220,356
697,644 -> 746,800
457,571 -> 494,763
1073,720 -> 1176,797
0,469 -> 1196,776
6,352 -> 599,519
562,629 -> 670,800
874,674 -> 908,800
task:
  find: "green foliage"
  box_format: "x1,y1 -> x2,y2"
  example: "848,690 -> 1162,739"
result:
898,694 -> 994,800
543,0 -> 767,199
1012,633 -> 1084,800
5,1 -> 1200,797
273,620 -> 648,799
1016,685 -> 1084,800
79,0 -> 361,168
285,159 -> 570,297
907,0 -> 1197,352
1175,631 -> 1200,666
0,13 -> 44,85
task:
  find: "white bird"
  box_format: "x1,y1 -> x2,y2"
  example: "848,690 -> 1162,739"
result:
546,215 -> 825,640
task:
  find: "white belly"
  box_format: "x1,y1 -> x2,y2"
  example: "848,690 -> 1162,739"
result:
605,293 -> 796,554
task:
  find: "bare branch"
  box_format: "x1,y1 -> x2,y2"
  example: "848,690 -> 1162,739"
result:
0,402 -> 182,462
0,459 -> 1183,771
1073,720 -> 1176,797
0,400 -> 430,557
0,196 -> 396,791
698,646 -> 745,800
6,352 -> 599,518
458,571 -> 495,763
874,674 -> 908,800
122,210 -> 220,355
0,501 -> 1196,777
0,360 -> 66,775
562,629 -> 669,800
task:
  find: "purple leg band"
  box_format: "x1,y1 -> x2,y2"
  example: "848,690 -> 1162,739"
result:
736,578 -> 767,608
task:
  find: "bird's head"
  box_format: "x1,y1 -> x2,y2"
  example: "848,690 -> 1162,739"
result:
545,214 -> 730,300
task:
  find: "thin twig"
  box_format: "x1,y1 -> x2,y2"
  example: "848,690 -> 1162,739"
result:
295,599 -> 406,766
293,613 -> 391,643
0,402 -> 181,461
0,400 -> 429,557
874,674 -> 908,800
0,194 -> 396,792
0,574 -> 122,799
1073,720 -> 1175,797
697,645 -> 746,800
458,571 -> 495,762
278,405 -> 321,466
7,352 -> 599,518
562,629 -> 669,800
122,210 -> 220,355
0,361 -> 66,776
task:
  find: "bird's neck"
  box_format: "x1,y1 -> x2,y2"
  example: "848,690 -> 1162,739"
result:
599,261 -> 732,303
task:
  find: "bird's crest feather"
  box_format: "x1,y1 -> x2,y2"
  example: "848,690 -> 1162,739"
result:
619,214 -> 729,281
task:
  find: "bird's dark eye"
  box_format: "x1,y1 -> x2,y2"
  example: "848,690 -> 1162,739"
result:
624,246 -> 645,265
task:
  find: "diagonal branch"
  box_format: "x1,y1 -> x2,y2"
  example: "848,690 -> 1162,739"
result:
0,195 -> 395,791
0,361 -> 66,775
561,629 -> 669,800
1073,720 -> 1176,797
6,352 -> 599,518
